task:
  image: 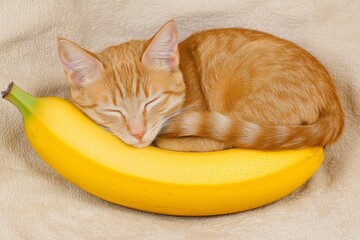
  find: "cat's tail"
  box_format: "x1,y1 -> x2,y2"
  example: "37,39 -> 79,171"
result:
160,110 -> 344,150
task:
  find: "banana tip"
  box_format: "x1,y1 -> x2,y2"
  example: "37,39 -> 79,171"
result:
1,82 -> 14,98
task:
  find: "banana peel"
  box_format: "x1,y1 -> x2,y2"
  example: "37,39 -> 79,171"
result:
2,82 -> 324,216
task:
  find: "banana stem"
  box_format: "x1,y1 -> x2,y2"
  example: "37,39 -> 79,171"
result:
2,82 -> 38,118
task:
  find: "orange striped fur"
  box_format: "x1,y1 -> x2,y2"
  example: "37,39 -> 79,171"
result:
57,21 -> 344,151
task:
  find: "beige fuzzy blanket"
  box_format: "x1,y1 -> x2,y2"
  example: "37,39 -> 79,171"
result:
1,1 -> 359,239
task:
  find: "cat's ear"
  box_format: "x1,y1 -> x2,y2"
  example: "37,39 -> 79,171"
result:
142,21 -> 179,71
57,38 -> 104,89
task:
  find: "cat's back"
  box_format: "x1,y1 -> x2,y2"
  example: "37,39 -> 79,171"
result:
178,27 -> 328,85
179,27 -> 326,72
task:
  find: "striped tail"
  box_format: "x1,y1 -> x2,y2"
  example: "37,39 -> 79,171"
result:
160,111 -> 344,150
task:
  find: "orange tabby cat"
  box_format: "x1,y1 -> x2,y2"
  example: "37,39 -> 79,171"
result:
57,21 -> 344,152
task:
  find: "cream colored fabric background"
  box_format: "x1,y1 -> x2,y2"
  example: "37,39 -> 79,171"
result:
0,1 -> 359,239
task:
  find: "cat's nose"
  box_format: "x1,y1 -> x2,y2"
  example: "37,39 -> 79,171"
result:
129,118 -> 146,140
132,130 -> 145,140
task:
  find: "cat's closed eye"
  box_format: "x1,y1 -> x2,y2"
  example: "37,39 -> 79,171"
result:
103,108 -> 125,118
143,95 -> 165,112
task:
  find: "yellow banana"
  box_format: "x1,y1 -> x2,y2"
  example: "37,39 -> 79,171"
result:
2,82 -> 324,216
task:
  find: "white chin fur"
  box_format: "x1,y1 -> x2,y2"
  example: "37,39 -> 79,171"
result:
118,135 -> 154,148
114,129 -> 158,148
133,141 -> 152,148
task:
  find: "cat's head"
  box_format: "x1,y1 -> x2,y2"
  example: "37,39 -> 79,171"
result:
57,21 -> 185,148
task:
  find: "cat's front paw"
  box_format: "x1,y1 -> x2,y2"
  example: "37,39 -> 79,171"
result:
154,138 -> 185,152
154,137 -> 232,152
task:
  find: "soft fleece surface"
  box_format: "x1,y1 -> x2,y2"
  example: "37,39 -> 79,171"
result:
1,1 -> 359,239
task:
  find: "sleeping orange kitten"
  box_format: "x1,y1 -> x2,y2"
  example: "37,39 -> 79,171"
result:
57,21 -> 344,152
